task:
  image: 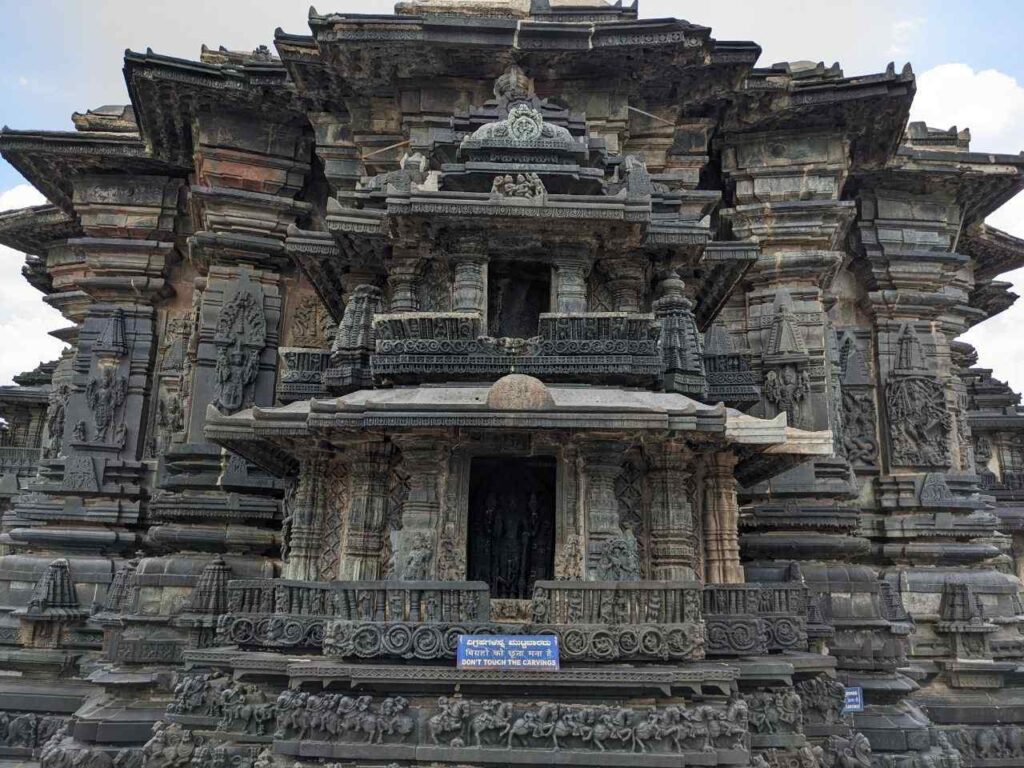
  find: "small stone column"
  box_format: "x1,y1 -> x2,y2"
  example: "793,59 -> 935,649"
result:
703,452 -> 744,584
339,441 -> 393,580
602,256 -> 645,313
647,441 -> 697,580
450,235 -> 487,315
554,251 -> 591,314
580,441 -> 627,578
282,454 -> 330,581
387,250 -> 421,313
393,436 -> 447,580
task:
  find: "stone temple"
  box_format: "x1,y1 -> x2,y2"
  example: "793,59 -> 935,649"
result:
1,1 -> 1024,767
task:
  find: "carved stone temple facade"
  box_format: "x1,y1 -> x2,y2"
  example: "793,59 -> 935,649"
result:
1,2 -> 1024,767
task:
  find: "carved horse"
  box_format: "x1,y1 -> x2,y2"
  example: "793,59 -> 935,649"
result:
469,701 -> 511,747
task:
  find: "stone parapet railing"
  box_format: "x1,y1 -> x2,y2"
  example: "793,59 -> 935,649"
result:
371,312 -> 663,384
702,583 -> 813,656
219,580 -> 490,649
217,578 -> 823,661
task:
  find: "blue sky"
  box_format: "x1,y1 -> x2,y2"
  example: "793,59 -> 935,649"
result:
1,0 -> 1023,387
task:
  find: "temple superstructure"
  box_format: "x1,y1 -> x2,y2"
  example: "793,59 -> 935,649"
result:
0,2 -> 1023,768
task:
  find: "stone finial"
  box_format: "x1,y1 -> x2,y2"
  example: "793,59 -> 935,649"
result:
184,557 -> 231,614
938,580 -> 984,625
486,374 -> 554,410
893,323 -> 927,374
764,287 -> 807,360
653,270 -> 706,399
25,558 -> 81,616
94,308 -> 128,358
101,557 -> 140,613
494,65 -> 533,106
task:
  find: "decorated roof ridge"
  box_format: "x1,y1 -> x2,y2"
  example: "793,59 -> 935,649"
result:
389,0 -> 639,20
0,203 -> 80,256
71,104 -> 137,133
905,120 -> 971,151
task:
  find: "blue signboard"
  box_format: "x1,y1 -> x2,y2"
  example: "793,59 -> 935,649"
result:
843,686 -> 864,714
457,635 -> 559,670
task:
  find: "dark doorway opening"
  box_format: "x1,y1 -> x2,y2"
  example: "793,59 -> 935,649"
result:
487,261 -> 550,338
467,456 -> 556,599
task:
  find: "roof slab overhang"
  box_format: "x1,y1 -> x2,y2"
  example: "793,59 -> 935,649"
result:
0,129 -> 186,216
205,381 -> 832,486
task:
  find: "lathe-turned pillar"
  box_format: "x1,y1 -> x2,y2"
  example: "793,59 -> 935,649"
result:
703,452 -> 744,584
580,440 -> 630,579
450,235 -> 488,315
554,249 -> 592,314
647,441 -> 698,580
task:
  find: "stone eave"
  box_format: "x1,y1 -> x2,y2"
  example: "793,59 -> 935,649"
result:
856,148 -> 1024,227
725,64 -> 914,170
0,385 -> 50,406
967,279 -> 1017,324
123,48 -> 302,168
205,385 -> 828,485
0,128 -> 184,215
962,223 -> 1024,282
0,204 -> 80,256
968,410 -> 1024,431
285,11 -> 759,112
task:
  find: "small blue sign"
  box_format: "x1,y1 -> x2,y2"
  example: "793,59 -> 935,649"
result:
843,686 -> 864,714
457,635 -> 559,670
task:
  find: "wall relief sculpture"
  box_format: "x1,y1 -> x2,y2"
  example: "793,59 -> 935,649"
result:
884,324 -> 952,467
85,366 -> 128,443
212,276 -> 267,414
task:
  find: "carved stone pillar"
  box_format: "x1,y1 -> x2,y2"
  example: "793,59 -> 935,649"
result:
703,452 -> 743,584
601,256 -> 645,313
282,454 -> 330,582
647,441 -> 697,580
451,238 -> 488,315
554,251 -> 591,314
387,250 -> 421,313
392,436 -> 446,580
580,440 -> 627,578
339,441 -> 393,580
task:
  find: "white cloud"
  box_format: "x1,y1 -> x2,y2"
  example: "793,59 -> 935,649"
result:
911,63 -> 1024,153
889,17 -> 925,57
0,184 -> 68,385
910,63 -> 1024,394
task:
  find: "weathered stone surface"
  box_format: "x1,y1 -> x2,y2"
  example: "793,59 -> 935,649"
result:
0,2 -> 1021,768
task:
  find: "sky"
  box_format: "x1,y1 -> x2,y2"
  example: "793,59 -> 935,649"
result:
0,0 -> 1022,390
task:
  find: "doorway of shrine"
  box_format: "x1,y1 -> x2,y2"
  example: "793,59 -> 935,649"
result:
466,455 -> 556,599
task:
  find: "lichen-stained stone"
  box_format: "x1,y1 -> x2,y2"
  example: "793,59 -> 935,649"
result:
0,2 -> 1021,768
